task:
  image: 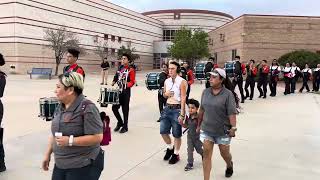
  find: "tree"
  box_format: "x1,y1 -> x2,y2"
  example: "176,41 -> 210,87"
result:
94,38 -> 108,62
44,26 -> 84,75
168,27 -> 210,65
117,45 -> 140,62
278,50 -> 320,68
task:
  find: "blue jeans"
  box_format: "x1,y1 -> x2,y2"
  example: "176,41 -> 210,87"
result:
160,107 -> 182,138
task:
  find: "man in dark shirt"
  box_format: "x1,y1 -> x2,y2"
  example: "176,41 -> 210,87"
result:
63,48 -> 85,78
0,53 -> 7,172
100,57 -> 110,85
157,63 -> 169,122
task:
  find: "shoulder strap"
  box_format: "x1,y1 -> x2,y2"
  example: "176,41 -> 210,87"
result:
80,100 -> 94,117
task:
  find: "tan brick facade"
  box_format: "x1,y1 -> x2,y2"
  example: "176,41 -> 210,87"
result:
209,15 -> 320,66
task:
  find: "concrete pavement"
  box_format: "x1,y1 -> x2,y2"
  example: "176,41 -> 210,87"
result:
0,72 -> 319,180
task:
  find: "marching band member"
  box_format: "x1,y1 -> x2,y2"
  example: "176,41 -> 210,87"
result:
0,54 -> 6,172
290,62 -> 301,93
111,53 -> 136,134
244,60 -> 257,100
282,63 -> 292,95
182,62 -> 194,102
299,63 -> 312,93
232,56 -> 246,103
269,59 -> 281,97
157,63 -> 169,122
63,48 -> 85,78
312,64 -> 320,92
257,60 -> 270,99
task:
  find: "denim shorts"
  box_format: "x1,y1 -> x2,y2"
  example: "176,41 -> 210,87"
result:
160,107 -> 182,138
200,130 -> 231,145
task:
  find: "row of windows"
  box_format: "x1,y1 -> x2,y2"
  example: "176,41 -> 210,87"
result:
103,34 -> 122,42
103,48 -> 117,55
163,30 -> 178,41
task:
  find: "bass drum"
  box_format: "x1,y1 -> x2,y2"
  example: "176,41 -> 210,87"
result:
194,63 -> 206,80
145,72 -> 160,90
224,61 -> 236,78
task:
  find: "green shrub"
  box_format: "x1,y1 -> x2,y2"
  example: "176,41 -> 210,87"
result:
278,50 -> 320,68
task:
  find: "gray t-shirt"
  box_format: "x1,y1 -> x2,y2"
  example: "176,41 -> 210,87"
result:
200,87 -> 237,136
51,94 -> 103,169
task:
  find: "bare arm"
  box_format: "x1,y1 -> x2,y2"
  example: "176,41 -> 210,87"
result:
73,134 -> 103,146
180,80 -> 187,116
45,135 -> 54,156
229,114 -> 236,127
198,107 -> 204,128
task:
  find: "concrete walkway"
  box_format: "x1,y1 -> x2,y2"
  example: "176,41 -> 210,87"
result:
0,72 -> 319,180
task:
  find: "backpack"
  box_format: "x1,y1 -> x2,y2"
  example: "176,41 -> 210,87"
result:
80,100 -> 111,146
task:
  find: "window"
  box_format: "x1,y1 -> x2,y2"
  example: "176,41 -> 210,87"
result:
93,35 -> 98,43
111,48 -> 115,55
118,37 -> 122,42
232,49 -> 237,60
111,35 -> 115,42
219,33 -> 225,41
104,34 -> 108,40
163,29 -> 178,41
104,48 -> 108,53
214,53 -> 218,63
208,38 -> 213,45
174,13 -> 181,20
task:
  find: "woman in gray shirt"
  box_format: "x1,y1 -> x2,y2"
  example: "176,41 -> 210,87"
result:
197,68 -> 238,180
42,72 -> 104,180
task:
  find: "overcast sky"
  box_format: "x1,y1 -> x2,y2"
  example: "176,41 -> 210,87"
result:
107,0 -> 319,18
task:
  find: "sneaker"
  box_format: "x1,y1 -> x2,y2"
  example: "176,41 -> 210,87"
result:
114,124 -> 123,132
184,163 -> 193,171
157,118 -> 161,122
119,127 -> 128,134
169,154 -> 180,164
0,163 -> 6,172
240,100 -> 244,103
225,162 -> 233,178
163,148 -> 174,161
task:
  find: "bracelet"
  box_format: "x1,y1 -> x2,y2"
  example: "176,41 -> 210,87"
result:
69,135 -> 74,146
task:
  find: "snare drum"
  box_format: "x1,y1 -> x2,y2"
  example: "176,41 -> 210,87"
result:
145,72 -> 160,90
99,88 -> 120,106
224,61 -> 236,78
194,63 -> 206,80
39,97 -> 59,121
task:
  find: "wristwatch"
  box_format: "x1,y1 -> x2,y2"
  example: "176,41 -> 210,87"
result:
231,127 -> 237,131
69,135 -> 74,146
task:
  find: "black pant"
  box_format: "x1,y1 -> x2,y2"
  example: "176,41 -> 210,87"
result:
284,77 -> 291,95
269,76 -> 278,96
244,77 -> 255,99
112,88 -> 131,129
312,78 -> 320,91
291,77 -> 297,93
52,149 -> 104,180
232,77 -> 245,101
257,77 -> 268,97
186,84 -> 191,102
0,101 -> 4,164
158,91 -> 167,114
299,79 -> 310,92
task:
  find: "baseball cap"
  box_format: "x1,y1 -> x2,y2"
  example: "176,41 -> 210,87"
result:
208,68 -> 226,79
